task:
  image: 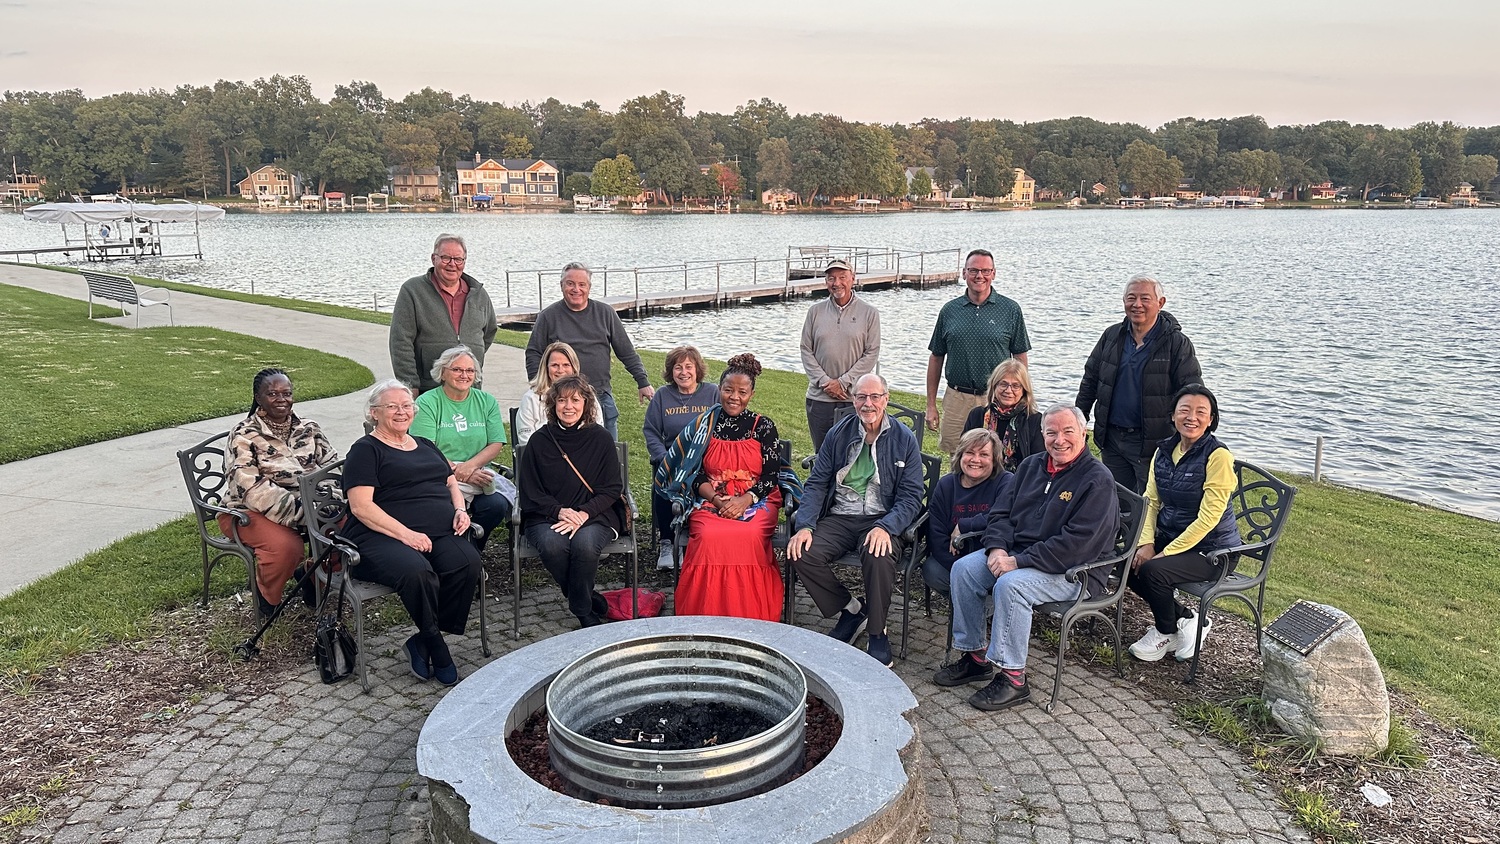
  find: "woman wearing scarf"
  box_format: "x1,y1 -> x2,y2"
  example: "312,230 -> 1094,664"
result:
655,354 -> 802,621
962,359 -> 1044,473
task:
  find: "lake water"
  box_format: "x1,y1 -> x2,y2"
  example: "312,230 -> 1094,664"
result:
3,208 -> 1496,520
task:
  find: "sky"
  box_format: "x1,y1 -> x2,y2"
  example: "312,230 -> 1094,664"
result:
4,0 -> 1498,129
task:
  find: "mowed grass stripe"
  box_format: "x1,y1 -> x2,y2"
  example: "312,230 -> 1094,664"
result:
0,282 -> 373,463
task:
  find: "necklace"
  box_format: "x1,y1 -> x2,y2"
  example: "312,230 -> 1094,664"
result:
260,412 -> 294,442
373,429 -> 412,449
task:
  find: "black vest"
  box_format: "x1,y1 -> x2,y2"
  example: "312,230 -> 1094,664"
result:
1153,433 -> 1239,553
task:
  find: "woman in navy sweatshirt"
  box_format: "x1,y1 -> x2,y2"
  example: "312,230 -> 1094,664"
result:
922,428 -> 1012,592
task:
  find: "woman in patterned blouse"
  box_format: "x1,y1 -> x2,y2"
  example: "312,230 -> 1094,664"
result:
221,368 -> 338,617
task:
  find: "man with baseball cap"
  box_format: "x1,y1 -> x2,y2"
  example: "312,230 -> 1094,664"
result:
800,258 -> 882,450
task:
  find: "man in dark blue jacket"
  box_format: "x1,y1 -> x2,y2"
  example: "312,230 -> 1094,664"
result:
789,374 -> 925,668
932,404 -> 1119,711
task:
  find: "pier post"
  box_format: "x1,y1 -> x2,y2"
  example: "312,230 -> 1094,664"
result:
536,272 -> 543,310
715,262 -> 722,307
602,268 -> 609,298
505,271 -> 512,308
634,270 -> 640,310
920,251 -> 926,284
1313,436 -> 1324,482
372,293 -> 378,312
683,262 -> 689,290
784,258 -> 791,297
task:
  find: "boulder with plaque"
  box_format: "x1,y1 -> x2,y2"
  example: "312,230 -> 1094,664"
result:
1261,600 -> 1389,756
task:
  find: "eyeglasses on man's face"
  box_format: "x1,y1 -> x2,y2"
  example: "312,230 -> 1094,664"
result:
435,254 -> 466,265
852,392 -> 888,404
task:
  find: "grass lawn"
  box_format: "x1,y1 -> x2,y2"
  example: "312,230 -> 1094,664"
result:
7,269 -> 1498,756
0,282 -> 373,463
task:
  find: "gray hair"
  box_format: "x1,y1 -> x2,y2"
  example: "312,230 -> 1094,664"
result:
1125,272 -> 1164,299
432,233 -> 466,256
560,261 -> 592,282
1041,402 -> 1087,431
854,372 -> 888,393
430,345 -> 477,384
364,378 -> 415,423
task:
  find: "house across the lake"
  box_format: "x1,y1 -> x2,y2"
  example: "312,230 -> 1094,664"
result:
455,155 -> 562,205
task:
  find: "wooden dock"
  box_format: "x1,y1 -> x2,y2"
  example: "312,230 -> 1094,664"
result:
494,245 -> 961,326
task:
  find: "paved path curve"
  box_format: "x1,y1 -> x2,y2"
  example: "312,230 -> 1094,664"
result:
0,263 -> 529,598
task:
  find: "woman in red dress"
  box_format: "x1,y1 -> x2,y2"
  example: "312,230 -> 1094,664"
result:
656,354 -> 799,621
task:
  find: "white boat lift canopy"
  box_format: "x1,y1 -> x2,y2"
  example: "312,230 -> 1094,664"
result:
18,200 -> 224,262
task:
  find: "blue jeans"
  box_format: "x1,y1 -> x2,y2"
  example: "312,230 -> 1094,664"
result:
949,550 -> 1080,670
598,391 -> 619,440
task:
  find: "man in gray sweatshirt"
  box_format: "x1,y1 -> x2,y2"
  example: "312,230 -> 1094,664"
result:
524,262 -> 654,438
801,259 -> 881,450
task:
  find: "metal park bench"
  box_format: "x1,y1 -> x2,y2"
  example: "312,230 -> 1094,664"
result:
82,270 -> 173,326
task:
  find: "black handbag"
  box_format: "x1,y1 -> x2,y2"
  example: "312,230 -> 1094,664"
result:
313,561 -> 357,684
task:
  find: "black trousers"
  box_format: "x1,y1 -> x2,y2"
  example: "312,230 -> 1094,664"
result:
805,399 -> 853,453
526,521 -> 613,621
1101,427 -> 1150,494
354,533 -> 482,636
1128,550 -> 1220,634
791,513 -> 904,636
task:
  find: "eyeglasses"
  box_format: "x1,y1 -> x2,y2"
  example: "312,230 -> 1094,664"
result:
852,392 -> 888,403
996,381 -> 1024,393
963,268 -> 996,276
447,367 -> 477,376
435,255 -> 466,264
377,402 -> 416,412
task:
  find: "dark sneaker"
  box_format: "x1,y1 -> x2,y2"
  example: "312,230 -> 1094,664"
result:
932,654 -> 994,687
433,661 -> 459,687
827,607 -> 868,643
968,677 -> 1031,712
404,635 -> 432,681
867,634 -> 893,668
591,591 -> 609,620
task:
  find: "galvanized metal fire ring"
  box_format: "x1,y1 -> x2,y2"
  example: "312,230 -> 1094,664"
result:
418,615 -> 923,844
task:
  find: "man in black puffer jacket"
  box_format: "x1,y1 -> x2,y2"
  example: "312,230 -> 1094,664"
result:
1075,274 -> 1202,492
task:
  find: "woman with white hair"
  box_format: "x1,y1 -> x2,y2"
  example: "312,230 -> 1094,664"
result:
342,379 -> 482,685
411,345 -> 510,549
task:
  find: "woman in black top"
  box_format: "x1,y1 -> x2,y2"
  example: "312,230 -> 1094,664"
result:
517,374 -> 625,628
344,379 -> 482,686
962,358 -> 1044,473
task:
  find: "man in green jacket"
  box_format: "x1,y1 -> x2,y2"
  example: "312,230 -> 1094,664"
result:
389,234 -> 497,394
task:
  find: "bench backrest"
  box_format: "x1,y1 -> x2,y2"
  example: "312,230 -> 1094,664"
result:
82,271 -> 139,304
298,460 -> 352,564
1227,459 -> 1297,569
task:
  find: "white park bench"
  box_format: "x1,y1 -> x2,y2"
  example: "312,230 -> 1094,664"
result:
81,270 -> 173,326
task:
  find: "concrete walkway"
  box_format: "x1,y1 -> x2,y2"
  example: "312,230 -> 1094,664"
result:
0,263 -> 530,598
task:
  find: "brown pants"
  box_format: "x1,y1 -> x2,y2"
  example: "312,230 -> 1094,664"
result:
219,511 -> 305,606
939,389 -> 986,455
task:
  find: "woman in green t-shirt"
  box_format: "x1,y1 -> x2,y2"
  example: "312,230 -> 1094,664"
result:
411,346 -> 511,549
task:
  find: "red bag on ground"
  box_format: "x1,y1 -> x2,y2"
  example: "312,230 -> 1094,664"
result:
603,587 -> 666,620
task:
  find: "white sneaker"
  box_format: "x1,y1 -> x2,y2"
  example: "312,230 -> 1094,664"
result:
1128,627 -> 1178,661
1174,615 -> 1212,661
656,546 -> 675,570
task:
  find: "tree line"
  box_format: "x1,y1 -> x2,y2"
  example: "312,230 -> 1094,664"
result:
3,77 -> 1498,203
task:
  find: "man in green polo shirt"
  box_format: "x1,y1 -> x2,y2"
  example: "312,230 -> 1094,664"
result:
924,249 -> 1031,454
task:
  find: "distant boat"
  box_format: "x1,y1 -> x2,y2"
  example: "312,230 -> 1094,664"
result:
573,195 -> 616,212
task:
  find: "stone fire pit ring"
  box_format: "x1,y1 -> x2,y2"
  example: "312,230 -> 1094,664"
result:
418,616 -> 923,844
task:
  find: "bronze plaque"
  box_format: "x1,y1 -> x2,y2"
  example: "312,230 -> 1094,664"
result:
1265,600 -> 1345,656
